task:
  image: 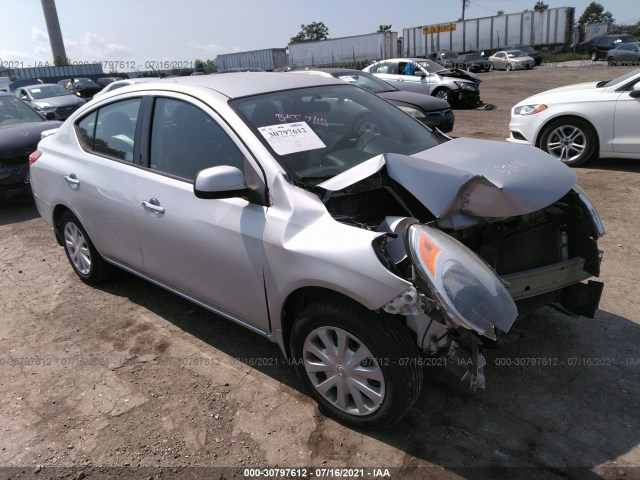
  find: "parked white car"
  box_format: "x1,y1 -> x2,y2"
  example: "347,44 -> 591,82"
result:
508,68 -> 640,166
92,78 -> 158,98
363,58 -> 481,107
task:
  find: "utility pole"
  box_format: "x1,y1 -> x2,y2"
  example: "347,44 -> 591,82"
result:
41,0 -> 68,65
462,0 -> 470,52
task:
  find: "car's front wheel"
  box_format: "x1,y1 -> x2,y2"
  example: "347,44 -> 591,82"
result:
290,298 -> 422,429
506,63 -> 513,71
433,87 -> 451,103
590,51 -> 598,62
539,117 -> 597,167
59,211 -> 114,284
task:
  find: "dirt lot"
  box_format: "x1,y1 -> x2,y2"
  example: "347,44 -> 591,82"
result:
1,64 -> 639,480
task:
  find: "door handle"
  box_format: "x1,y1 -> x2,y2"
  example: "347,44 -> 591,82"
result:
142,199 -> 165,215
64,174 -> 80,187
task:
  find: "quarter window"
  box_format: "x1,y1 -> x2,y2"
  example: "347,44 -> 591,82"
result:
76,98 -> 141,162
149,98 -> 245,180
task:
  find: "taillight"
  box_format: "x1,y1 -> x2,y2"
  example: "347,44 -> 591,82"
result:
29,150 -> 42,165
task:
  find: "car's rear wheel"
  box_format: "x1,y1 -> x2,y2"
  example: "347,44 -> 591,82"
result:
59,211 -> 114,284
539,118 -> 597,167
590,51 -> 598,62
290,298 -> 422,429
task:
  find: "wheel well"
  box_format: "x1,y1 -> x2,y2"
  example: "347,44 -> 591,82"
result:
280,287 -> 370,358
535,115 -> 599,152
52,205 -> 72,245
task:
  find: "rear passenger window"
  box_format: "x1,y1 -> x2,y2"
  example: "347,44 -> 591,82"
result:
149,98 -> 245,181
75,98 -> 141,162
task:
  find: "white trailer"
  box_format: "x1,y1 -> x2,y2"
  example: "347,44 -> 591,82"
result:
403,7 -> 575,57
217,48 -> 288,72
288,32 -> 398,67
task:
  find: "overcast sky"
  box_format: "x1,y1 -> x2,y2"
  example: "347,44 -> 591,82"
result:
1,0 -> 637,69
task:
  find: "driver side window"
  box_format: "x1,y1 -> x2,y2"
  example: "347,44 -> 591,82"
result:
149,98 -> 245,181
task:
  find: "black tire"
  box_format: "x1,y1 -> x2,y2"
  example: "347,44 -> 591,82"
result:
488,62 -> 494,71
290,298 -> 422,429
59,211 -> 114,284
506,63 -> 512,71
433,87 -> 451,103
538,117 -> 597,167
590,51 -> 598,62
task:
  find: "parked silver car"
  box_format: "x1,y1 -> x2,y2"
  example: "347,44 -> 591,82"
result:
488,50 -> 535,71
363,58 -> 480,107
30,73 -> 604,428
13,83 -> 85,120
606,42 -> 640,65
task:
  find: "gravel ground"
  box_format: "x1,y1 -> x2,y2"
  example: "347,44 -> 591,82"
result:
1,63 -> 639,480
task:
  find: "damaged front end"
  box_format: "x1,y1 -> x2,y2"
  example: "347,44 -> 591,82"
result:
318,139 -> 605,389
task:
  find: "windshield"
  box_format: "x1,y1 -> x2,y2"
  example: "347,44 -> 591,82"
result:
74,79 -> 99,88
335,72 -> 393,93
602,67 -> 640,88
507,51 -> 527,58
27,85 -> 72,99
440,52 -> 458,59
462,54 -> 483,61
416,59 -> 445,72
516,46 -> 534,53
230,84 -> 441,185
0,95 -> 45,126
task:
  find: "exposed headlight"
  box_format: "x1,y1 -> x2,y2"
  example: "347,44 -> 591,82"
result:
513,104 -> 547,115
454,81 -> 477,91
33,103 -> 54,111
573,185 -> 605,237
406,224 -> 518,338
397,105 -> 426,119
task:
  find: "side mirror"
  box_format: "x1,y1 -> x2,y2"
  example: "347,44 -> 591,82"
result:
194,165 -> 249,199
630,85 -> 640,98
44,112 -> 56,120
414,70 -> 427,78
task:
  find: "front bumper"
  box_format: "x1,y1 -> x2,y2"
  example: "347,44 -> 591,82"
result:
421,109 -> 454,133
455,90 -> 481,107
0,164 -> 31,200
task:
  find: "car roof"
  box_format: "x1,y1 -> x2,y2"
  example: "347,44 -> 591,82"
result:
150,72 -> 343,99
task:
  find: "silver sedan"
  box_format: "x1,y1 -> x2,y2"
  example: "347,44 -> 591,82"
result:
30,73 -> 604,428
488,50 -> 535,71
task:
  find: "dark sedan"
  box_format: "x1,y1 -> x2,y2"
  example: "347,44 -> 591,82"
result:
291,68 -> 454,133
0,92 -> 62,200
456,53 -> 491,72
63,78 -> 102,100
14,84 -> 85,120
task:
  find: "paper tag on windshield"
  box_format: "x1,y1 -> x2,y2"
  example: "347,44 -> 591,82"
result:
338,75 -> 357,83
258,122 -> 325,156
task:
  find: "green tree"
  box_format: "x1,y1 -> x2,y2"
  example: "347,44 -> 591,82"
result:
497,10 -> 505,15
377,24 -> 392,33
194,58 -> 218,74
290,22 -> 329,44
534,1 -> 548,12
53,55 -> 68,66
578,2 -> 614,28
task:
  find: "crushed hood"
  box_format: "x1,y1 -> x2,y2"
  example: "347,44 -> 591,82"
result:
319,137 -> 577,219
